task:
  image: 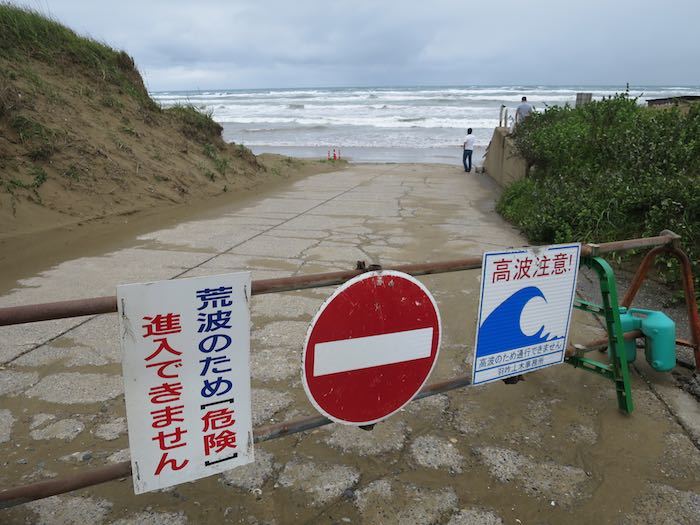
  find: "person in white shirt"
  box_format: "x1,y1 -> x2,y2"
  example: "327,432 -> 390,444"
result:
515,96 -> 534,126
463,128 -> 476,172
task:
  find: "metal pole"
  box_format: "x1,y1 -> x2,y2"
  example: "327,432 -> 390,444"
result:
0,311 -> 686,509
669,246 -> 700,369
0,232 -> 695,507
0,235 -> 680,327
620,243 -> 700,370
0,373 -> 473,509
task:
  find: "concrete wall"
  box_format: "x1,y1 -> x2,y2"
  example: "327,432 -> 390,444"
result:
482,127 -> 528,188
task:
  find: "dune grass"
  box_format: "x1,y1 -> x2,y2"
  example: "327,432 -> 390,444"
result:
167,104 -> 224,142
0,4 -> 231,144
0,3 -> 151,106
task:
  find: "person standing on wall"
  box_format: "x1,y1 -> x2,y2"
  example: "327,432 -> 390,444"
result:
515,96 -> 534,127
463,128 -> 476,173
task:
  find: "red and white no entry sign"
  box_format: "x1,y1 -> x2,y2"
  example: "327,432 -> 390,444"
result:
302,270 -> 441,426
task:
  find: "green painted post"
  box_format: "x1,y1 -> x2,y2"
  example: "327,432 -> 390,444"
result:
586,257 -> 634,413
567,257 -> 634,414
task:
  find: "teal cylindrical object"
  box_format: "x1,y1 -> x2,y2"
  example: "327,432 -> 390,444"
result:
630,308 -> 676,372
616,307 -> 640,363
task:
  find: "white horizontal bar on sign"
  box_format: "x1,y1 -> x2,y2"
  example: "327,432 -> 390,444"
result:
313,327 -> 434,377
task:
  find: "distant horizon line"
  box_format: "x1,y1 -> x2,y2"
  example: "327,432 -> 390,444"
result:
148,83 -> 700,94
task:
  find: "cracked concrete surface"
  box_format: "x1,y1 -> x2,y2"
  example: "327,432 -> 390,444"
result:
354,480 -> 458,524
410,435 -> 465,473
1,164 -> 699,524
277,457 -> 360,506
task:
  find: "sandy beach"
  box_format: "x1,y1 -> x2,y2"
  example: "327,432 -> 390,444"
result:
0,154 -> 347,294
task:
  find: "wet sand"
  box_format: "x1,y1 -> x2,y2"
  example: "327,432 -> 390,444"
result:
0,156 -> 344,295
0,163 -> 698,524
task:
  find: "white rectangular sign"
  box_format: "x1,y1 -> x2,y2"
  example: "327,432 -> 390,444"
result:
471,244 -> 581,385
313,327 -> 433,376
117,272 -> 253,494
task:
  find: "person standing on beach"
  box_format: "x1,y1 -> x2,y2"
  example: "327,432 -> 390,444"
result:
463,128 -> 476,173
515,96 -> 534,127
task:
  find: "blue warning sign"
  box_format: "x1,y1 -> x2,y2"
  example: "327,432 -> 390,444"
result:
471,244 -> 581,385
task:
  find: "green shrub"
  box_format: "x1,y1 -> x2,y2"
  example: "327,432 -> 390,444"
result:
498,95 -> 700,287
168,105 -> 222,142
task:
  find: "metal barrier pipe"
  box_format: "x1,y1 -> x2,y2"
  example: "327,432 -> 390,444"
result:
1,298 -> 693,508
0,258 -> 483,326
0,373 -> 473,509
565,332 -> 696,370
0,461 -> 133,510
669,246 -> 700,368
251,256 -> 484,296
0,296 -> 118,327
620,244 -> 700,370
581,234 -> 674,256
0,232 -> 695,508
620,246 -> 667,309
0,235 -> 679,327
566,330 -> 644,357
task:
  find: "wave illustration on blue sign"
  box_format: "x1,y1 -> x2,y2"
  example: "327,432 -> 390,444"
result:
477,286 -> 560,356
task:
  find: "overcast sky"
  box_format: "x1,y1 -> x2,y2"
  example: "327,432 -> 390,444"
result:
14,0 -> 700,91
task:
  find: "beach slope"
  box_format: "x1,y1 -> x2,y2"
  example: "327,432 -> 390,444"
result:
0,6 -> 342,238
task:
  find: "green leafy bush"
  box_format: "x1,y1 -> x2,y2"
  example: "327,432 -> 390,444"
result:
497,94 -> 699,286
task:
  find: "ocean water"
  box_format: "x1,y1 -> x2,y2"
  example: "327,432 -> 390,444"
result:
151,86 -> 699,164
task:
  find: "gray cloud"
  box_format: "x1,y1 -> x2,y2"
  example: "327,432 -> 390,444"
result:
13,0 -> 700,89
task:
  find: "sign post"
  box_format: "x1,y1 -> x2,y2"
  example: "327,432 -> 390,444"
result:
302,270 -> 441,426
118,272 -> 253,494
471,244 -> 581,385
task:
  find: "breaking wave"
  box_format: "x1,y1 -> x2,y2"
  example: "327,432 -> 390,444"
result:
152,85 -> 699,151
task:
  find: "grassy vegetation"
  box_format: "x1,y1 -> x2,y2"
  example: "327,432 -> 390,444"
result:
100,95 -> 123,109
201,141 -> 232,176
10,115 -> 58,160
0,4 -> 271,223
236,143 -> 250,155
0,3 -> 154,108
62,164 -> 80,181
2,164 -> 47,193
29,165 -> 47,187
2,5 -> 234,156
497,94 -> 700,288
168,104 -> 223,142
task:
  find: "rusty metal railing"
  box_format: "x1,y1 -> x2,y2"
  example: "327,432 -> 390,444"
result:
620,239 -> 700,368
0,374 -> 472,509
0,234 -> 681,327
0,232 -> 698,509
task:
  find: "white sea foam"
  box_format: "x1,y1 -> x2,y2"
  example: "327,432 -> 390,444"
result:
150,85 -> 699,154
